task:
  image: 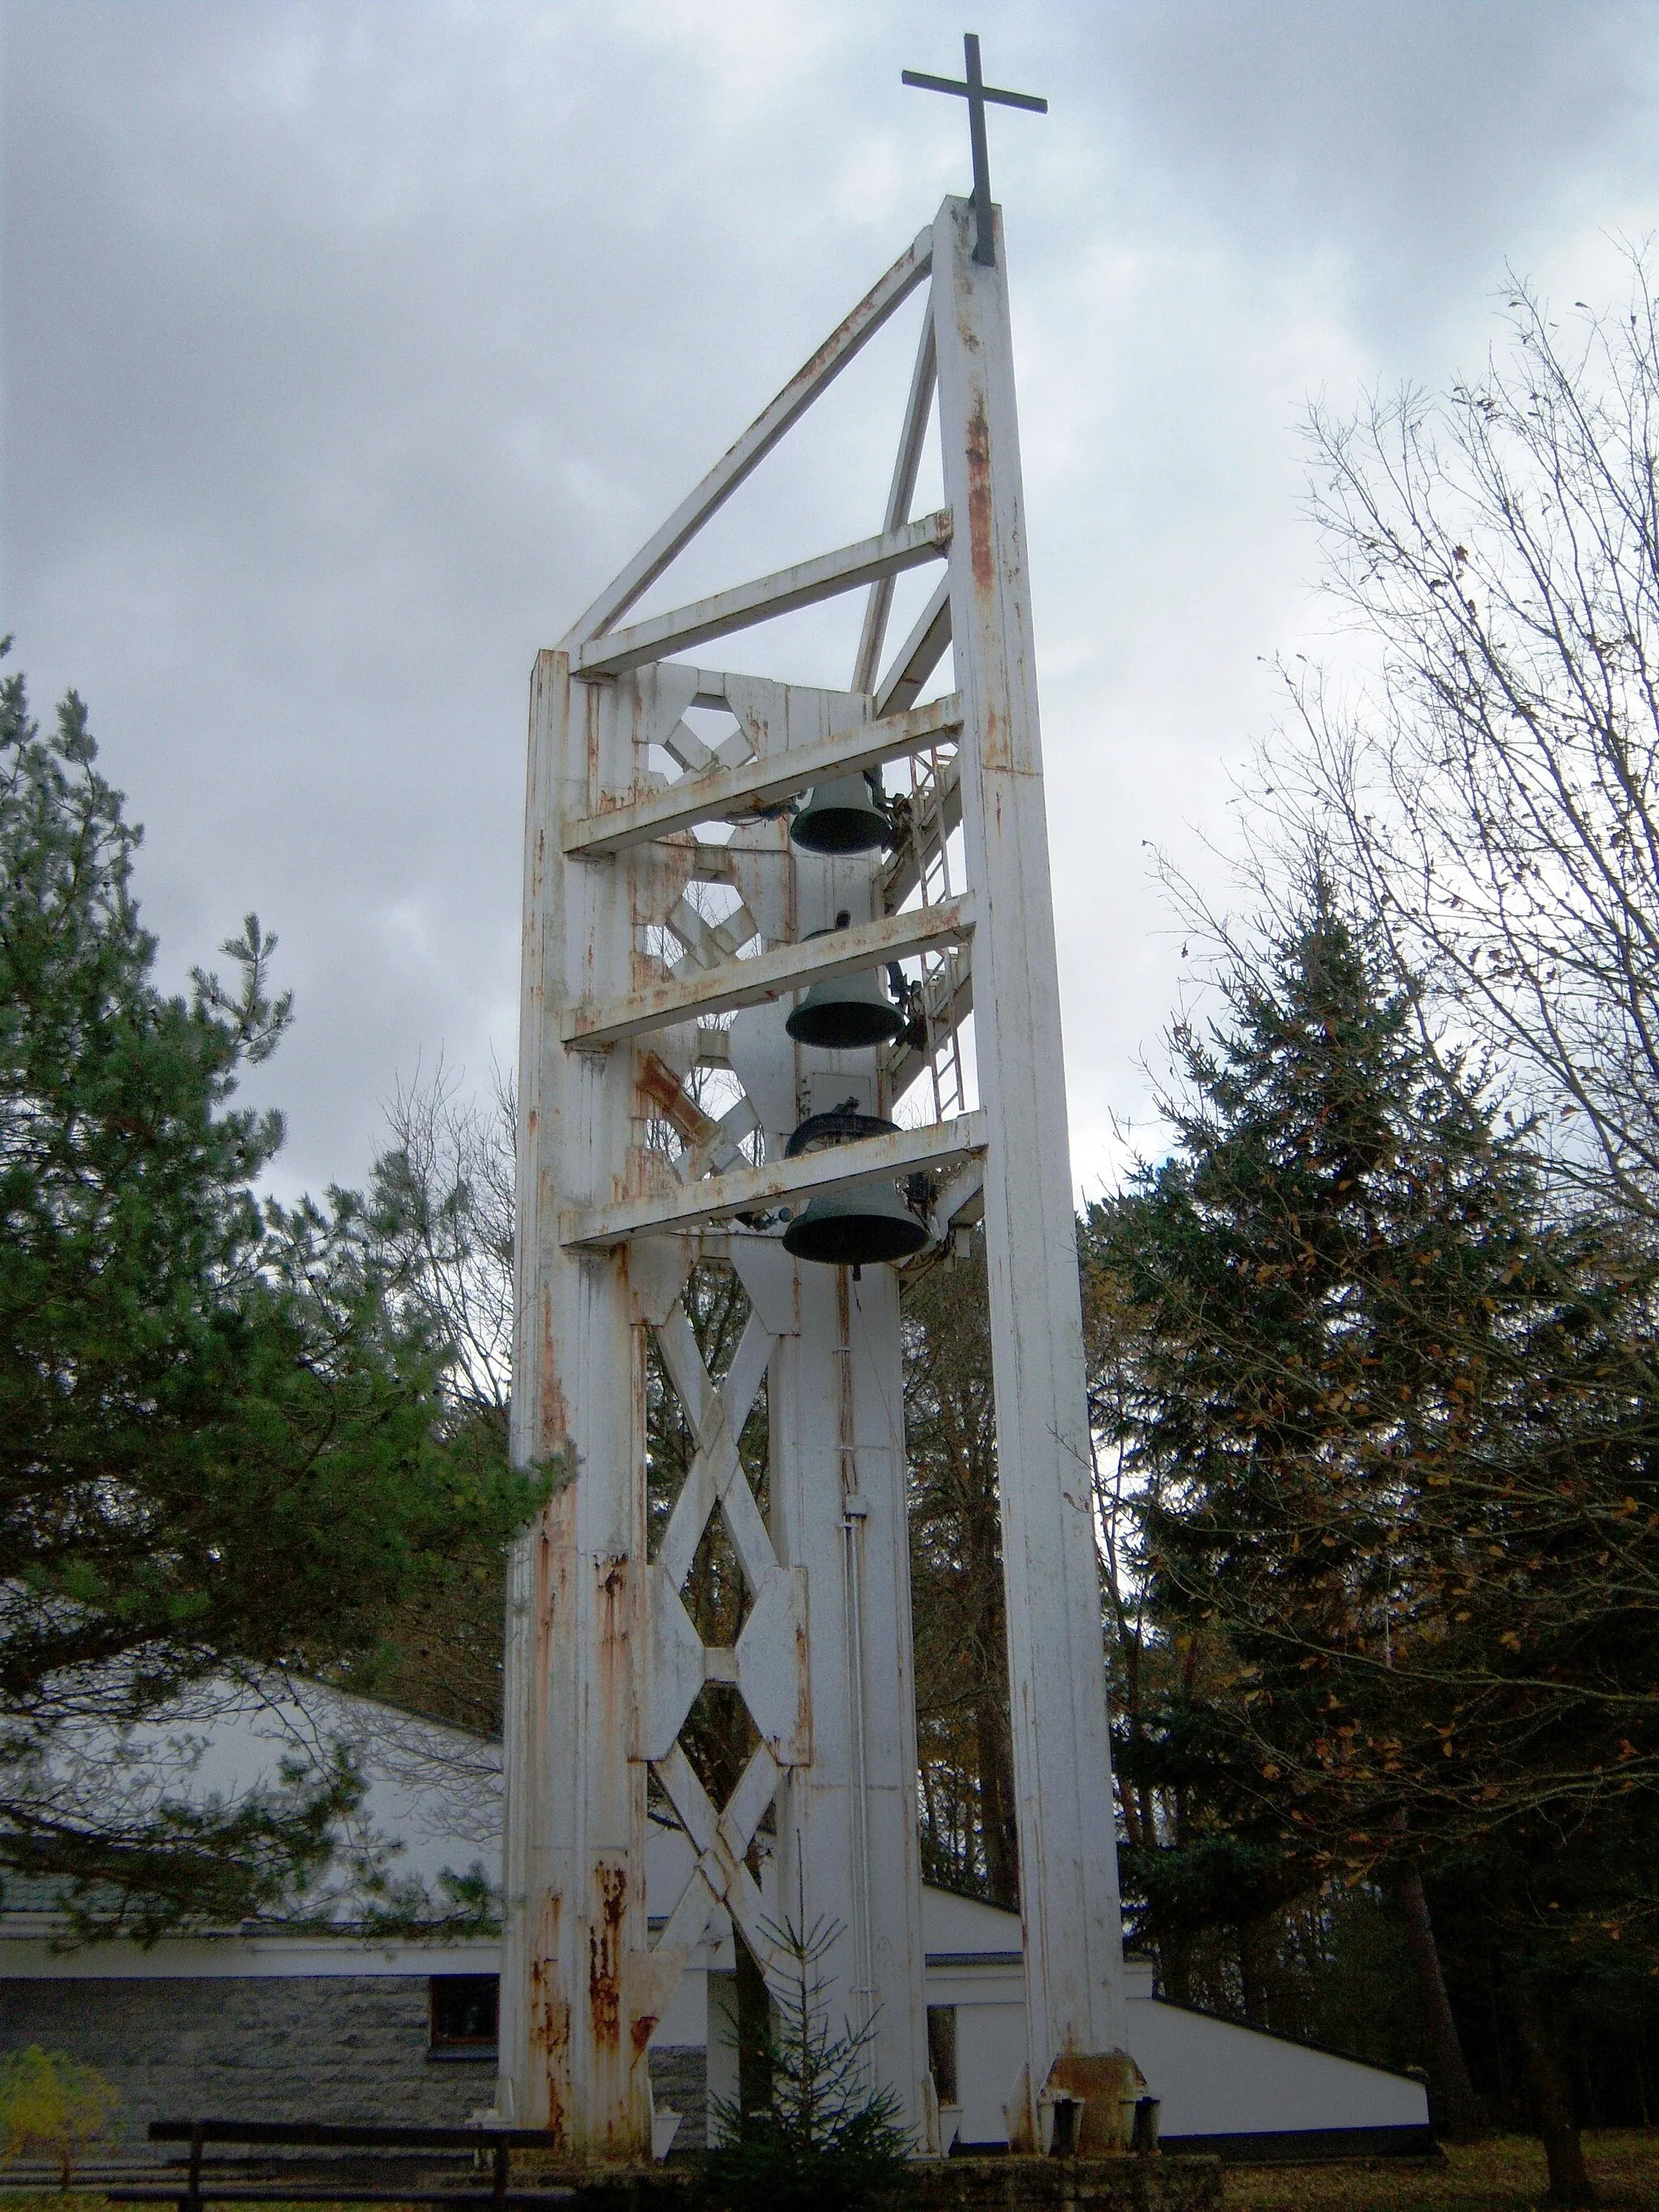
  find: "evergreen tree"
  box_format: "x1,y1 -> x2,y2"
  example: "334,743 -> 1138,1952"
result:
902,1236 -> 1018,1907
337,1067 -> 518,1737
697,1915 -> 913,2212
1085,884 -> 1659,2198
0,655 -> 548,1937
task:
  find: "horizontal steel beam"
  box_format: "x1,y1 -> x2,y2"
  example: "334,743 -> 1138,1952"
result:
571,512 -> 952,680
561,1110 -> 989,1247
563,228 -> 932,648
561,897 -> 973,1049
563,693 -> 964,858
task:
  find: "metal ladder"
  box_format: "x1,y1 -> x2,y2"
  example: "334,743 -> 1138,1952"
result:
904,744 -> 969,1123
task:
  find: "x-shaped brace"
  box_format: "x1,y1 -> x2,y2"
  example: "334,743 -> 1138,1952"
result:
652,1738 -> 786,1993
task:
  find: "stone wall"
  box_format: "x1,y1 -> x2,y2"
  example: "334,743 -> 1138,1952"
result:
647,2048 -> 706,2154
0,1977 -> 491,2149
0,1980 -> 710,2160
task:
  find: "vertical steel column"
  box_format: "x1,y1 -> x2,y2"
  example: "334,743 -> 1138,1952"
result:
766,1259 -> 934,2149
500,653 -> 655,2157
931,198 -> 1128,2124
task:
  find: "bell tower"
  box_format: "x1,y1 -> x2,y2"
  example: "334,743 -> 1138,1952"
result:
501,88 -> 1128,2156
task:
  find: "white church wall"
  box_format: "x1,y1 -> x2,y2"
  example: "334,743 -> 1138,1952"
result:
916,1903 -> 1429,2151
1125,1987 -> 1430,2140
2,1686 -> 1430,2154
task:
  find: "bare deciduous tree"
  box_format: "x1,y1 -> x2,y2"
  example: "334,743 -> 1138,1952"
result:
1260,252 -> 1659,1229
343,1061 -> 520,1736
373,1055 -> 515,1428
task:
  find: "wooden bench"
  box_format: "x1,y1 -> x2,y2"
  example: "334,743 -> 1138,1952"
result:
104,2120 -> 574,2212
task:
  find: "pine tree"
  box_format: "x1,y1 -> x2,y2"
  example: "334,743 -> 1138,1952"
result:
1085,883 -> 1659,2197
0,654 -> 548,1936
697,1915 -> 913,2212
902,1235 -> 1018,1907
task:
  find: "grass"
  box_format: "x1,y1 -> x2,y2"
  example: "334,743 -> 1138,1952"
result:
1222,2131 -> 1659,2211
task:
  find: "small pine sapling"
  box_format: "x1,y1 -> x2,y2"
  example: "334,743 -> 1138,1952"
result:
698,1914 -> 913,2212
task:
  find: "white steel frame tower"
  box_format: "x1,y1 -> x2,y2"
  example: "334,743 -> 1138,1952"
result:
501,192 -> 1126,2161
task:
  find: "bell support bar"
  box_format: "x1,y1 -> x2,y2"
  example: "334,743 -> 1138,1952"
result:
570,510 -> 952,681
561,897 -> 973,1051
561,1110 -> 988,1249
564,693 -> 963,859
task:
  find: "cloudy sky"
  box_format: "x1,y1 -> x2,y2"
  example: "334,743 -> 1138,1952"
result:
6,0 -> 1659,1205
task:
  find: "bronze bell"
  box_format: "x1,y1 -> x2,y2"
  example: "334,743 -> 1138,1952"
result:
779,1106 -> 929,1268
790,771 -> 890,855
786,915 -> 905,1051
783,1181 -> 930,1267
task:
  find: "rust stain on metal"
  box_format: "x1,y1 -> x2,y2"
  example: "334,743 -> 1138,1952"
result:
539,1285 -> 570,1456
966,395 -> 995,595
528,1896 -> 569,2146
588,1866 -> 626,2047
629,2013 -> 656,2060
535,1526 -> 552,1637
795,1611 -> 812,1762
638,1052 -> 719,1149
629,865 -> 657,993
595,1553 -> 633,1754
533,1497 -> 574,1737
964,393 -> 1013,769
584,668 -> 602,794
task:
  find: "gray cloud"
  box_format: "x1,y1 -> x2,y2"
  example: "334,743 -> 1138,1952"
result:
6,0 -> 1659,1200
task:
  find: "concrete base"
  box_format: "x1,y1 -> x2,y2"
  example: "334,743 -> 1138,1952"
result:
909,2158 -> 1222,2210
526,2156 -> 1221,2210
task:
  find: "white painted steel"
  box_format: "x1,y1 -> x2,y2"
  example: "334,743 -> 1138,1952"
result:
853,309 -> 939,694
769,1263 -> 933,2136
560,897 -> 973,1048
505,647 -> 942,2155
874,574 -> 953,718
558,1115 -> 987,1250
502,654 -> 664,2152
562,693 -> 962,859
563,230 -> 932,649
931,195 -> 1128,2131
571,512 -> 951,680
505,195 -> 1131,2164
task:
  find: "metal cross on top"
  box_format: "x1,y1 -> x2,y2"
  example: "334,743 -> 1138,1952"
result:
902,32 -> 1047,267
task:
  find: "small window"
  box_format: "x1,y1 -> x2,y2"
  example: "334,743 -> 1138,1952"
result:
927,2004 -> 958,2107
429,1975 -> 499,2059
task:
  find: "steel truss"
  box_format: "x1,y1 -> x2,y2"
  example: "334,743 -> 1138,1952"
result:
501,195 -> 1127,2161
